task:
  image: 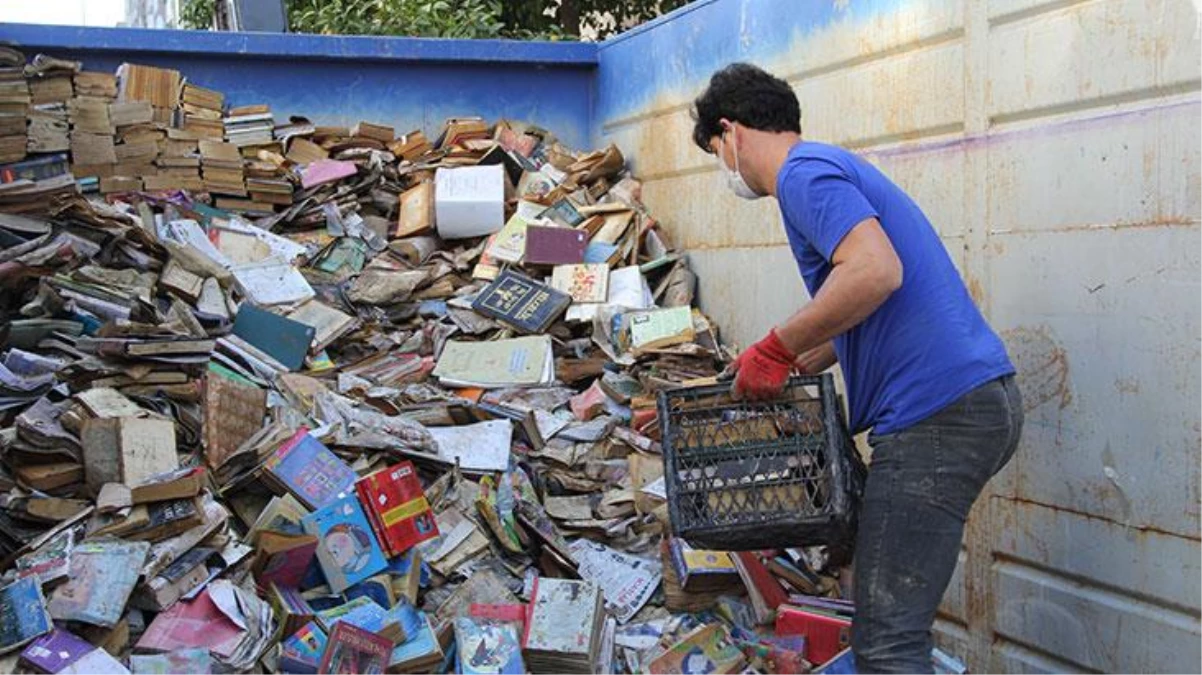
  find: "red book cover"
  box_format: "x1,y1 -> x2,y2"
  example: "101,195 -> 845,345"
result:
354,461 -> 439,558
734,551 -> 789,609
775,606 -> 852,666
318,622 -> 392,675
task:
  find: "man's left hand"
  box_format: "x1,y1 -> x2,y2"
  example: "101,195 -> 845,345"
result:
727,329 -> 797,400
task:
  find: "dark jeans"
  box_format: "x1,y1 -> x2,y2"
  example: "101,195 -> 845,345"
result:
851,376 -> 1023,673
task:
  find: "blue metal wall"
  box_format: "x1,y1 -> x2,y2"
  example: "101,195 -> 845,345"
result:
594,0 -> 909,143
0,24 -> 598,149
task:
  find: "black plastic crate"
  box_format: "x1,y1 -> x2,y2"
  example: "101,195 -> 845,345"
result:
658,374 -> 864,551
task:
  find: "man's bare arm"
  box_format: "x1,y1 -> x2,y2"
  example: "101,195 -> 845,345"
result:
795,341 -> 837,374
775,217 -> 903,356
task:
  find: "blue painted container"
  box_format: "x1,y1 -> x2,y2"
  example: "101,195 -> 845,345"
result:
0,23 -> 598,149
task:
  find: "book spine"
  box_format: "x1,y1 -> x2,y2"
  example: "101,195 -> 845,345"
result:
355,479 -> 397,559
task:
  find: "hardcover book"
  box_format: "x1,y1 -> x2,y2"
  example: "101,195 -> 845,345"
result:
354,461 -> 439,558
471,268 -> 570,334
301,495 -> 388,593
318,622 -> 392,675
0,577 -> 53,655
47,540 -> 149,628
262,429 -> 358,511
279,621 -> 327,674
524,224 -> 586,265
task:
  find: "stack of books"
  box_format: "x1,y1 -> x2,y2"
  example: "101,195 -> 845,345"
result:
0,46 -> 29,164
224,104 -> 274,147
115,62 -> 181,123
523,577 -> 605,673
244,157 -> 293,208
199,139 -> 246,197
66,71 -> 116,175
107,99 -> 157,191
178,82 -> 224,140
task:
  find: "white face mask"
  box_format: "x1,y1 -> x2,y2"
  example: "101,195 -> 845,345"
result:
717,130 -> 761,200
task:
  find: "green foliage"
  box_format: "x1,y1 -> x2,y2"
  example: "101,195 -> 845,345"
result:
503,0 -> 693,39
178,0 -> 215,30
177,0 -> 692,39
286,0 -> 506,39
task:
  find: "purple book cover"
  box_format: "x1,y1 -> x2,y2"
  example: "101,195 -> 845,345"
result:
19,629 -> 94,674
264,429 -> 357,510
524,225 -> 586,265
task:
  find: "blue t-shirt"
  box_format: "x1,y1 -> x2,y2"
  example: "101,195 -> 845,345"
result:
776,141 -> 1014,435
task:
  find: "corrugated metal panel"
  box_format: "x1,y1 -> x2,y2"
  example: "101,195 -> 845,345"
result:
597,0 -> 1202,671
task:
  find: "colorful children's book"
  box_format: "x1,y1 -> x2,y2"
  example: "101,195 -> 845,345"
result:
354,461 -> 439,558
317,622 -> 392,675
271,584 -> 317,639
279,621 -> 327,674
315,596 -> 388,632
128,648 -> 212,675
302,495 -> 388,593
252,530 -> 318,591
454,615 -> 524,674
387,602 -> 443,673
344,574 -> 395,611
262,429 -> 357,511
775,606 -> 853,666
47,540 -> 149,628
386,549 -> 424,605
0,577 -> 53,655
668,538 -> 740,591
648,623 -> 747,675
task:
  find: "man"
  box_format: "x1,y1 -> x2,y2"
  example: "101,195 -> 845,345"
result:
692,63 -> 1023,673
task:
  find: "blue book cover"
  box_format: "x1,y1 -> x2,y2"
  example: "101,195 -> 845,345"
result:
0,577 -> 53,654
316,596 -> 388,633
388,601 -> 442,669
280,621 -> 328,674
386,550 -> 431,588
815,648 -> 857,674
453,616 -> 524,675
265,430 -> 357,511
344,576 -> 393,610
583,242 -> 618,264
302,495 -> 388,593
471,269 -> 570,334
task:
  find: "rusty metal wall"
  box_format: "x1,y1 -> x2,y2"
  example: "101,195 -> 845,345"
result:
597,0 -> 1202,671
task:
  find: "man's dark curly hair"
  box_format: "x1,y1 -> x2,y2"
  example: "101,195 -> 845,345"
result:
691,63 -> 801,153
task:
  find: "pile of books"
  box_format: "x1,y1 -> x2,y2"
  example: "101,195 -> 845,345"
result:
199,139 -> 246,198
178,82 -> 224,139
0,72 -> 29,164
524,578 -> 606,673
0,46 -> 967,675
223,104 -> 274,147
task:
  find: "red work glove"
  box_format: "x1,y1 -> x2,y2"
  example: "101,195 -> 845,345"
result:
726,329 -> 797,400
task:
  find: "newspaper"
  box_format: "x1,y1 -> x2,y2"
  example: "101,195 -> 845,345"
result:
568,539 -> 662,623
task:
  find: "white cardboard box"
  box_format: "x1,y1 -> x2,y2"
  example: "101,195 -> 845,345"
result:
434,164 -> 505,239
